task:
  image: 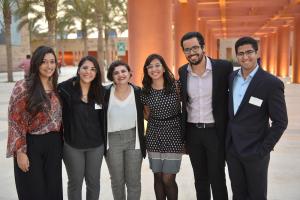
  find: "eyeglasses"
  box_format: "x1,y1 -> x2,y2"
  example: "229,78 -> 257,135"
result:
237,50 -> 256,57
183,45 -> 201,54
146,63 -> 162,70
80,65 -> 97,72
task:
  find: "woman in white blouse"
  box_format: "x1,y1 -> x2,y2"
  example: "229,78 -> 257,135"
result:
104,60 -> 146,200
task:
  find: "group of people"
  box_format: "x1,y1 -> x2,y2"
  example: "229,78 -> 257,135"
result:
6,31 -> 288,200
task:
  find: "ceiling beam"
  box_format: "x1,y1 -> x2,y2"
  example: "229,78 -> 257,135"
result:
254,0 -> 300,35
219,0 -> 227,38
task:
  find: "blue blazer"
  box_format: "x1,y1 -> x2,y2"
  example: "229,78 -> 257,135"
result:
226,67 -> 288,160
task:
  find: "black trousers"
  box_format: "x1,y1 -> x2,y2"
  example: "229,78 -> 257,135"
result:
14,132 -> 63,200
186,123 -> 228,200
226,150 -> 270,200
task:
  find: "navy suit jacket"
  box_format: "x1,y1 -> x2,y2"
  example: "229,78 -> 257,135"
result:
226,67 -> 288,160
178,57 -> 233,145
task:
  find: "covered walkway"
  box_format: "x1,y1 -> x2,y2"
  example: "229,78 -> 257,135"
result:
127,0 -> 300,84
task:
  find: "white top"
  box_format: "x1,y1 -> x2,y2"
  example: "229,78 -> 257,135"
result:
107,85 -> 141,150
108,85 -> 137,132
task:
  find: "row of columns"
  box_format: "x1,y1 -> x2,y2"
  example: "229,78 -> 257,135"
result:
128,0 -> 218,85
294,15 -> 300,83
259,15 -> 300,83
128,0 -> 300,84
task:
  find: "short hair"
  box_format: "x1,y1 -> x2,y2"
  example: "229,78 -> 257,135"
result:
107,60 -> 131,82
180,32 -> 205,49
235,36 -> 258,54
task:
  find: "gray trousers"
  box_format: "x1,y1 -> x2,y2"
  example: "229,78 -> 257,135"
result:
106,128 -> 143,200
63,143 -> 104,200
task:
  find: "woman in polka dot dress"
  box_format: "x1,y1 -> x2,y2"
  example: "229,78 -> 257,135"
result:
141,54 -> 184,200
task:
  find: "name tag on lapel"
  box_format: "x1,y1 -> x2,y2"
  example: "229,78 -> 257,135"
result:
95,103 -> 102,110
249,96 -> 263,107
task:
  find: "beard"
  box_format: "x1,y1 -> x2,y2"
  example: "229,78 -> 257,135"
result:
188,52 -> 205,65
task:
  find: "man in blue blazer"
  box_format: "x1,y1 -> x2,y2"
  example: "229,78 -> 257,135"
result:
226,36 -> 288,200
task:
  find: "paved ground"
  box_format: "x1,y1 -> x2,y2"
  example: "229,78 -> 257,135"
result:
0,67 -> 299,200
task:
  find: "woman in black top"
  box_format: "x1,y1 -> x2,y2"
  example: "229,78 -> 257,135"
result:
58,56 -> 105,200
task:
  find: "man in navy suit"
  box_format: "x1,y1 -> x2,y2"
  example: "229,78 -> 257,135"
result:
226,36 -> 288,200
178,32 -> 232,200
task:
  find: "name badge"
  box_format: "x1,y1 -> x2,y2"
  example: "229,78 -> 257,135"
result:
95,103 -> 102,110
249,96 -> 263,107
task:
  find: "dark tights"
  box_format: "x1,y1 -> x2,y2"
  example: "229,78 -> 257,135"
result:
154,172 -> 178,200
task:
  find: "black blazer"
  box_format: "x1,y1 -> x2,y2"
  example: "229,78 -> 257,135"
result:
104,83 -> 146,158
178,57 -> 233,144
226,67 -> 288,159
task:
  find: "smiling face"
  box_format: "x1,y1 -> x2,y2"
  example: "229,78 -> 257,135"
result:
146,58 -> 165,81
112,65 -> 131,86
236,44 -> 258,75
78,60 -> 97,84
182,37 -> 205,65
38,53 -> 57,79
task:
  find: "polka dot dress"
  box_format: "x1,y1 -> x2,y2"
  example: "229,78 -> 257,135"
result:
141,83 -> 184,155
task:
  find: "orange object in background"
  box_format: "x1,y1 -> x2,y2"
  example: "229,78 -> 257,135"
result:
58,51 -> 74,66
88,51 -> 97,57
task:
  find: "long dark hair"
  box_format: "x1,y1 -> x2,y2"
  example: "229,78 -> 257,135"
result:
76,55 -> 104,105
26,46 -> 58,115
142,53 -> 175,95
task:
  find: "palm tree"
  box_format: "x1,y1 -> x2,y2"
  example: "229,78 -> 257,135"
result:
15,0 -> 58,49
0,0 -> 17,82
90,0 -> 105,80
90,0 -> 127,80
43,0 -> 58,49
56,16 -> 75,65
102,0 -> 127,64
15,3 -> 44,52
63,0 -> 93,56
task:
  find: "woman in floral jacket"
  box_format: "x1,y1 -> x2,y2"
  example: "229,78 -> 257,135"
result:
6,46 -> 63,200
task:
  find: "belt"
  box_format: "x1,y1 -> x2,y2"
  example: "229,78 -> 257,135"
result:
151,114 -> 181,121
188,122 -> 215,129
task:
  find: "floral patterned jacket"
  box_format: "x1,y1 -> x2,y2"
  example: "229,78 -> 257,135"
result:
6,79 -> 62,158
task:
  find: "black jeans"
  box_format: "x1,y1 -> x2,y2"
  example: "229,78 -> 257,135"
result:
186,123 -> 228,200
14,132 -> 63,200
